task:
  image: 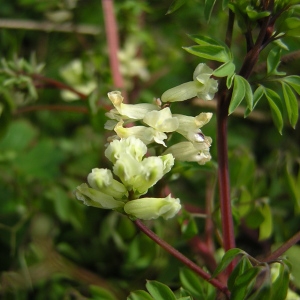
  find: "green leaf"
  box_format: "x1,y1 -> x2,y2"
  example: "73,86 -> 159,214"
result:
228,256 -> 253,291
263,88 -> 283,134
180,271 -> 216,300
226,72 -> 235,89
204,0 -> 217,22
179,268 -> 207,299
146,280 -> 177,300
267,47 -> 285,76
222,0 -> 229,10
285,164 -> 300,213
183,45 -> 230,63
229,75 -> 246,114
181,216 -> 198,239
166,0 -> 188,15
271,262 -> 290,300
230,266 -> 261,300
89,286 -> 117,300
246,273 -> 271,300
242,77 -> 253,111
258,202 -> 272,240
245,85 -> 264,117
211,248 -> 245,278
213,61 -> 235,78
281,82 -> 298,128
245,6 -> 270,21
188,34 -> 222,47
127,290 -> 153,300
283,75 -> 300,95
244,209 -> 264,229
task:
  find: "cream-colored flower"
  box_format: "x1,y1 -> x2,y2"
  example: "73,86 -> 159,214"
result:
124,194 -> 181,220
161,63 -> 218,102
75,183 -> 124,209
163,141 -> 211,165
173,112 -> 213,143
107,91 -> 159,120
87,168 -> 128,199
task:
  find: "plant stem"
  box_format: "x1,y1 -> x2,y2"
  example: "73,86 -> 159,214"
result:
134,219 -> 230,298
216,89 -> 236,274
101,0 -> 127,101
31,73 -> 88,100
261,231 -> 300,262
15,104 -> 89,115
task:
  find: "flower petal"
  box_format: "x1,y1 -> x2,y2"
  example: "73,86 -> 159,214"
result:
124,194 -> 181,220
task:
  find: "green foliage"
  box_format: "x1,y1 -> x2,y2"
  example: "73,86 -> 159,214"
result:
1,0 -> 300,299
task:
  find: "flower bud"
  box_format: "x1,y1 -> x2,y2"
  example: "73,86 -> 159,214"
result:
87,168 -> 128,199
75,183 -> 124,209
124,194 -> 181,220
105,136 -> 147,164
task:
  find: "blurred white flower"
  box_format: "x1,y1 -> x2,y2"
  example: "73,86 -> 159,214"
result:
124,194 -> 181,220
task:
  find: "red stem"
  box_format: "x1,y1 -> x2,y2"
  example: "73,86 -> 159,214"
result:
15,104 -> 89,114
261,231 -> 300,262
134,219 -> 230,298
101,0 -> 127,101
31,73 -> 88,100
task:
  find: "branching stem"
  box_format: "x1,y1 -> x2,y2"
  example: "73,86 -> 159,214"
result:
134,219 -> 230,298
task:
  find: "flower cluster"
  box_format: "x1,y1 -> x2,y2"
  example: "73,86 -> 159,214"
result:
74,63 -> 217,220
75,136 -> 181,220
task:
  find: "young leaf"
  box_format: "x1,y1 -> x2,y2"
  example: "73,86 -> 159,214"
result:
228,75 -> 246,115
267,47 -> 285,76
204,0 -> 217,22
244,85 -> 264,117
258,202 -> 273,240
226,72 -> 235,89
213,61 -> 235,78
263,88 -> 283,134
281,82 -> 299,128
242,77 -> 253,111
188,34 -> 222,47
183,45 -> 230,63
230,266 -> 262,300
228,256 -> 253,291
127,290 -> 154,300
211,248 -> 245,278
179,268 -> 206,298
146,280 -> 177,300
166,0 -> 188,15
283,75 -> 300,95
271,262 -> 290,300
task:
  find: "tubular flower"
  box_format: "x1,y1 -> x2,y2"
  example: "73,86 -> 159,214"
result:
75,183 -> 125,209
74,136 -> 180,219
124,194 -> 181,220
161,63 -> 218,102
163,139 -> 212,165
87,168 -> 128,199
173,112 -> 213,143
106,91 -> 159,120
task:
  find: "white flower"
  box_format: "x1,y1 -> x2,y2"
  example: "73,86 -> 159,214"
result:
75,183 -> 125,209
105,136 -> 147,164
143,107 -> 179,133
124,194 -> 181,220
87,168 -> 128,199
107,91 -> 159,120
163,141 -> 211,165
173,112 -> 213,143
113,120 -> 170,147
161,63 -> 218,102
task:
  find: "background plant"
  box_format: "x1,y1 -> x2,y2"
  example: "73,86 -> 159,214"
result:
0,0 -> 300,299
